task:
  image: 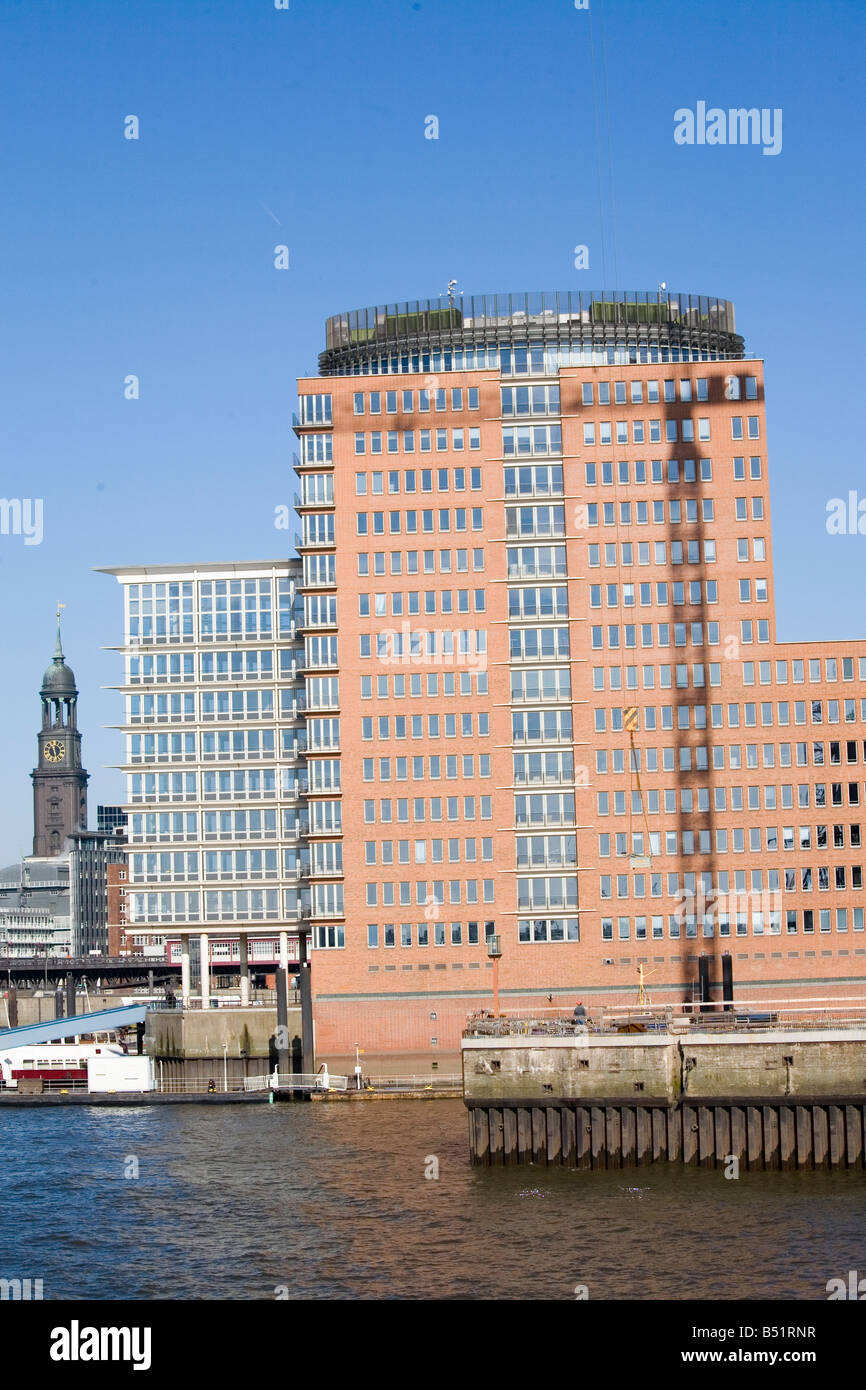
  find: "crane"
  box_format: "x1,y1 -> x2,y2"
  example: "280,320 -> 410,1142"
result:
623,705 -> 653,869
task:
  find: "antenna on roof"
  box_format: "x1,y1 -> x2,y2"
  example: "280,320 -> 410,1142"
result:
445,279 -> 459,307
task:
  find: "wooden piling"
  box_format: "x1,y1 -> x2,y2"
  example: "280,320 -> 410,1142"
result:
682,1105 -> 698,1164
561,1107 -> 576,1167
517,1107 -> 531,1164
466,1098 -> 866,1170
636,1107 -> 652,1166
503,1105 -> 518,1163
795,1105 -> 812,1169
763,1106 -> 780,1170
714,1106 -> 731,1167
779,1107 -> 795,1171
746,1106 -> 763,1170
621,1107 -> 636,1167
576,1106 -> 591,1170
652,1108 -> 666,1163
489,1107 -> 503,1166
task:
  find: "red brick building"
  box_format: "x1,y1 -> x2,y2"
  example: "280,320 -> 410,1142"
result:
295,291 -> 866,1059
106,860 -> 128,957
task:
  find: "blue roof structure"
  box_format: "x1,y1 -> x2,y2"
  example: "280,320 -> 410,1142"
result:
0,1004 -> 147,1050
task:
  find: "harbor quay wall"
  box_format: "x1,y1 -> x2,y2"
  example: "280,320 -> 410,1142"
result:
463,1032 -> 866,1104
463,1031 -> 866,1169
143,1007 -> 302,1085
465,1034 -> 677,1103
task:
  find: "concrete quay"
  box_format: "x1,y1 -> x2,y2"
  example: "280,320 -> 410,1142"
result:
463,1020 -> 866,1169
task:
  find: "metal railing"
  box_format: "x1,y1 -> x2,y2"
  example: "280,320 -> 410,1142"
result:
359,1073 -> 462,1092
464,997 -> 866,1039
244,1072 -> 350,1092
156,1077 -> 250,1094
152,991 -> 300,1012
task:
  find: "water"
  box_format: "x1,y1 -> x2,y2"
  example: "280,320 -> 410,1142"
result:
2,1100 -> 864,1300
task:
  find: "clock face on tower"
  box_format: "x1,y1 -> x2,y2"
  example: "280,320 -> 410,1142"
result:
43,739 -> 65,763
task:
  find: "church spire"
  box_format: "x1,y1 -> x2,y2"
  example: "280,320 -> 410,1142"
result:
54,601 -> 66,662
33,606 -> 88,857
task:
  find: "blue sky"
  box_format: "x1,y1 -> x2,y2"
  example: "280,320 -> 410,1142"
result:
0,0 -> 863,855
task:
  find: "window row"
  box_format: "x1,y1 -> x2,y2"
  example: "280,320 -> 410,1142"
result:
593,698 -> 866,730
353,386 -> 479,415
360,671 -> 488,698
585,457 -> 721,485
130,850 -> 285,881
355,509 -> 484,535
359,589 -> 486,617
128,731 -> 278,762
502,425 -> 562,456
362,755 -> 491,781
579,376 -> 757,406
362,796 -> 493,823
299,394 -> 332,424
599,824 -> 862,858
367,920 -> 496,948
600,908 -> 863,940
589,579 -> 723,608
126,650 -> 301,685
597,742 -> 866,775
586,496 -> 717,523
356,548 -> 486,576
501,385 -> 561,416
518,917 -> 580,943
332,343 -> 735,377
129,809 -> 296,842
361,712 -> 489,739
590,619 -> 771,649
584,496 -> 764,525
355,467 -> 482,495
360,629 -> 486,662
364,838 -> 494,865
128,770 -> 277,802
365,880 -> 496,906
583,419 -> 711,446
126,691 -> 305,724
128,889 -> 284,922
591,542 -> 719,574
354,428 -> 481,454
595,809 -> 866,845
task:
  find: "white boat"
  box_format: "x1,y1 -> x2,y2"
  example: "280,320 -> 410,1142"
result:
0,1031 -> 129,1089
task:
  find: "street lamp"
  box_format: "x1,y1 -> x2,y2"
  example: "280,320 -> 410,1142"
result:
487,933 -> 502,1017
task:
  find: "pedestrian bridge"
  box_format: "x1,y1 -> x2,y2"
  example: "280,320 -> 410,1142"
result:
244,1070 -> 350,1094
0,1004 -> 148,1048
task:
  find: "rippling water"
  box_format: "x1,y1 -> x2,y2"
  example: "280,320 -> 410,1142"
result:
1,1100 -> 864,1300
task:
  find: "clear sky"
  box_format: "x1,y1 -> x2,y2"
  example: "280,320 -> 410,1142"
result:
0,0 -> 863,856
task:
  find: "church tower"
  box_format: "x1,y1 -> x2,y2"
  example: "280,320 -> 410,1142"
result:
31,612 -> 88,857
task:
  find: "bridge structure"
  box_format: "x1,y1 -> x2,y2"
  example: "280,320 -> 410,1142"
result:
0,955 -> 179,990
244,1069 -> 350,1095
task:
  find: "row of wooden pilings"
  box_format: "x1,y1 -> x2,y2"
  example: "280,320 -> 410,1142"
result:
466,1098 -> 866,1169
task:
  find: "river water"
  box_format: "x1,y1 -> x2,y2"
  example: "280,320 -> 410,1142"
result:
2,1100 -> 863,1300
